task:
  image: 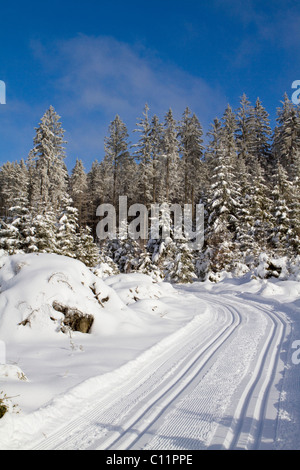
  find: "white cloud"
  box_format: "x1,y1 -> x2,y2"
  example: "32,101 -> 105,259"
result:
31,35 -> 227,167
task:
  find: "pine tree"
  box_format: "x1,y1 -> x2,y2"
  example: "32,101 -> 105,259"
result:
205,105 -> 240,273
0,160 -> 29,219
76,226 -> 100,267
149,114 -> 164,203
270,162 -> 294,256
0,191 -> 31,254
133,104 -> 154,206
70,159 -> 88,228
104,115 -> 131,207
0,220 -> 21,254
249,159 -> 273,255
30,210 -> 58,254
87,160 -> 106,236
252,97 -> 272,169
162,109 -> 181,203
234,156 -> 255,258
102,237 -> 143,274
235,94 -> 255,165
56,196 -> 79,258
26,106 -> 68,214
136,249 -> 163,281
273,93 -> 300,176
164,240 -> 197,284
178,107 -> 204,210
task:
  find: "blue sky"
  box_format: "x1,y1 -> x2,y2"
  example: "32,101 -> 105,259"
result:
0,0 -> 299,171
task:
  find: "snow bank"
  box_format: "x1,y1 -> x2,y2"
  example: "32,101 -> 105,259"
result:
0,253 -> 140,340
106,273 -> 176,305
0,253 -> 206,425
198,267 -> 300,305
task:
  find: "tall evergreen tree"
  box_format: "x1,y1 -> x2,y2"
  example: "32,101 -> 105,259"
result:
76,226 -> 100,267
70,159 -> 88,228
205,105 -> 240,273
235,94 -> 255,165
26,106 -> 68,213
104,115 -> 131,207
162,109 -> 181,203
273,93 -> 300,176
178,107 -> 204,210
252,97 -> 272,168
133,104 -> 154,206
149,114 -> 164,203
270,162 -> 295,256
0,160 -> 29,219
56,195 -> 79,258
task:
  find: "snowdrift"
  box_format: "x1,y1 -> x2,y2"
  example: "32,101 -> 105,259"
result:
0,252 -> 202,422
0,252 -> 142,340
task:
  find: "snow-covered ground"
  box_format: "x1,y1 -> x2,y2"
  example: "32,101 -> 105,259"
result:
0,252 -> 299,450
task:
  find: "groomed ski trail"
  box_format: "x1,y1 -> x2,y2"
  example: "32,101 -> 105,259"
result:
5,290 -> 293,451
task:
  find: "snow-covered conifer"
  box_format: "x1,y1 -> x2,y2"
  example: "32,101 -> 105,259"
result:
26,106 -> 68,213
56,196 -> 79,258
70,159 -> 88,228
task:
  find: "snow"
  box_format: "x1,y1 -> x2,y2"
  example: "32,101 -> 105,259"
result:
0,252 -> 299,450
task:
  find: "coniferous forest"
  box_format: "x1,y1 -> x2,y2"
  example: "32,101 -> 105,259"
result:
0,93 -> 299,283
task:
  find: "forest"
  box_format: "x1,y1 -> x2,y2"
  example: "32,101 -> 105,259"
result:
0,93 -> 299,283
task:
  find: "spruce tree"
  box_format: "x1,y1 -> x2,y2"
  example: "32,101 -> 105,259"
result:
26,106 -> 68,214
77,226 -> 100,267
205,105 -> 240,273
56,196 -> 79,258
104,115 -> 131,207
162,109 -> 181,203
235,94 -> 255,165
273,94 -> 300,176
133,104 -> 154,206
30,210 -> 58,254
252,98 -> 272,169
149,114 -> 164,203
87,160 -> 106,236
270,162 -> 294,256
70,159 -> 88,228
178,107 -> 204,210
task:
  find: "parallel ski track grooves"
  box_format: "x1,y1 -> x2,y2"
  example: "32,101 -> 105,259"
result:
218,299 -> 287,450
99,305 -> 242,451
33,303 -> 240,450
32,293 -> 287,451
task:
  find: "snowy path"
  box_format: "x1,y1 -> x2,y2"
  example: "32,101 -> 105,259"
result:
26,290 -> 293,451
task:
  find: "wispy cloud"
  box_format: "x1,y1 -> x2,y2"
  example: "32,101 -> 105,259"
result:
31,35 -> 227,168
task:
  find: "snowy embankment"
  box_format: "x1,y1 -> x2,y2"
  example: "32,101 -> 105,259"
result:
0,252 -> 206,449
0,251 -> 299,450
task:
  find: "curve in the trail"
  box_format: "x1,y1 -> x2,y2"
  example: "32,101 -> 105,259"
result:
33,300 -> 238,450
30,291 -> 290,451
138,293 -> 289,451
96,305 -> 242,451
205,298 -> 288,450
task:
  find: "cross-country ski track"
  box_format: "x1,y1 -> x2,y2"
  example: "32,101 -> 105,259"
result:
13,287 -> 293,452
1,282 -> 298,451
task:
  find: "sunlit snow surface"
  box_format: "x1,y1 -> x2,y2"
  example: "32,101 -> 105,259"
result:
0,252 -> 299,450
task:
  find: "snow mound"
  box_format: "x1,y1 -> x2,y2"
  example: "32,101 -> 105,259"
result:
105,273 -> 177,305
0,253 -> 139,340
0,364 -> 28,382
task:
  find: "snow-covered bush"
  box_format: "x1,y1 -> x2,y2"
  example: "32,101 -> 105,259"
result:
0,391 -> 20,419
253,253 -> 290,279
